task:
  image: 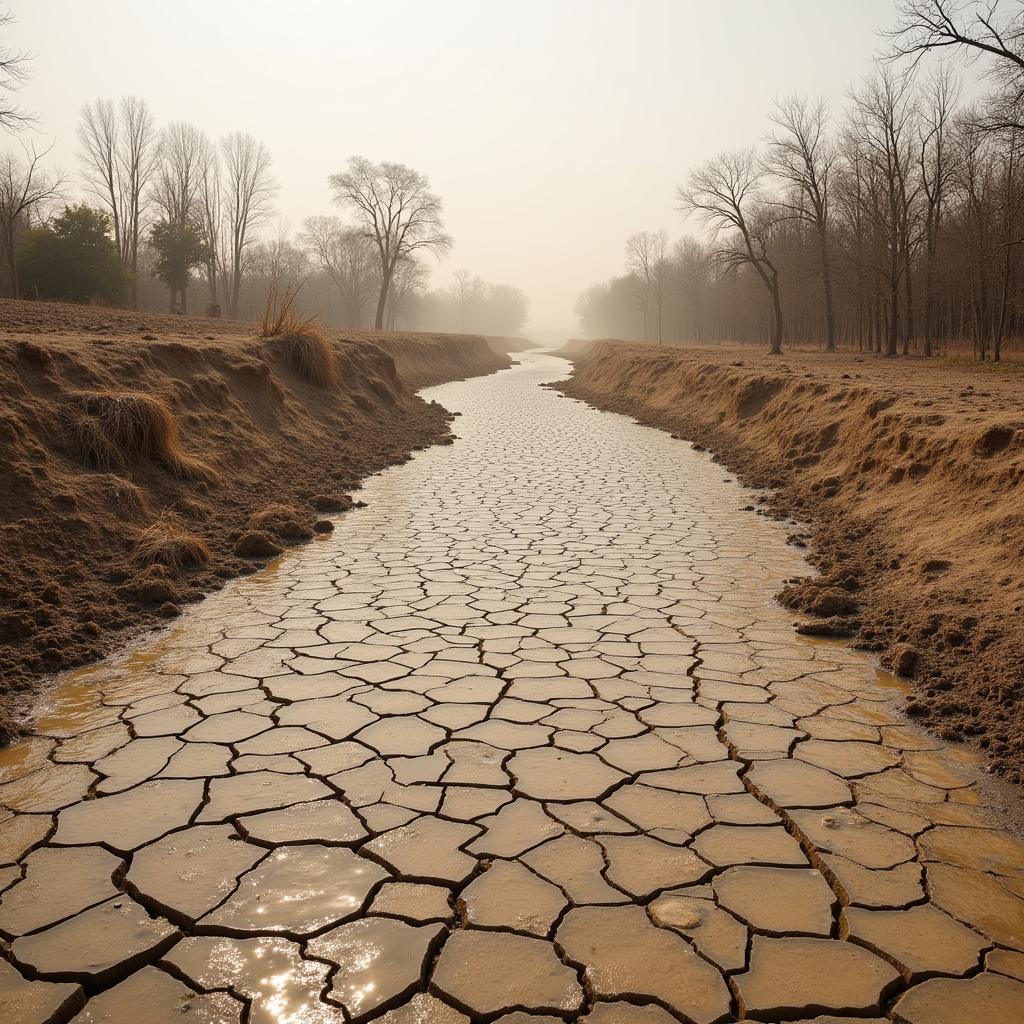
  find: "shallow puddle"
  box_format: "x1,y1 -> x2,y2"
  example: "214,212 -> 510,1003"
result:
1,352 -> 1023,1023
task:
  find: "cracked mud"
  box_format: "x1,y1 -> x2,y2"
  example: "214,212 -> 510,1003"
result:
1,352 -> 1023,1023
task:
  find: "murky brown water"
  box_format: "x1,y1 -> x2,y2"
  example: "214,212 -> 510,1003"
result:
1,352 -> 1023,1023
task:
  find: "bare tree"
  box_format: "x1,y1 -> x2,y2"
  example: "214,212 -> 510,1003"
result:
671,236 -> 711,341
385,256 -> 428,330
918,66 -> 961,354
78,100 -> 120,253
78,96 -> 159,306
849,68 -> 921,355
625,230 -> 668,342
765,95 -> 839,351
303,215 -> 377,327
197,142 -> 223,308
678,149 -> 785,353
454,268 -> 473,333
220,131 -> 277,318
329,157 -> 453,330
0,141 -> 63,295
154,122 -> 209,226
888,1 -> 1024,131
0,7 -> 32,132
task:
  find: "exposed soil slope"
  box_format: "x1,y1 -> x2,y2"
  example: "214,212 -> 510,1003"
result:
557,340 -> 1024,781
0,299 -> 510,737
486,336 -> 537,354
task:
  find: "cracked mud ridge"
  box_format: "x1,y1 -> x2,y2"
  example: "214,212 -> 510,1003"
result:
1,351 -> 1023,1024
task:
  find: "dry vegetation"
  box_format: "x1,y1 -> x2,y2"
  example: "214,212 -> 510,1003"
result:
0,298 -> 510,740
133,512 -> 212,573
67,390 -> 218,482
257,284 -> 338,388
558,339 -> 1024,781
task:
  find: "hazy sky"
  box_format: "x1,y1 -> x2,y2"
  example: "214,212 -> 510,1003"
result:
11,0 -> 933,333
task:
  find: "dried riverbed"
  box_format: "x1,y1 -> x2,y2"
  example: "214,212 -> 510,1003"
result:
1,352 -> 1023,1022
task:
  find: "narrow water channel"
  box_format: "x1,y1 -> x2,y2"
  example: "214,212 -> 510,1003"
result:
1,352 -> 1022,1023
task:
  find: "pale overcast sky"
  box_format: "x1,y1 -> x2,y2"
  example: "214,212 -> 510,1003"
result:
9,0 -> 951,332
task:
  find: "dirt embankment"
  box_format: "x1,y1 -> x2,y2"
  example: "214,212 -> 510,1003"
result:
368,332 -> 512,388
486,336 -> 537,355
0,300 -> 511,738
556,340 -> 1024,782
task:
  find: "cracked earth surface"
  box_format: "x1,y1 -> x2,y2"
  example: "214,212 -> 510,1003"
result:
2,352 -> 1024,1024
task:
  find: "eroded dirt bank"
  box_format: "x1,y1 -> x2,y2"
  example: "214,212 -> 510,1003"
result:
556,340 -> 1024,782
0,300 -> 510,734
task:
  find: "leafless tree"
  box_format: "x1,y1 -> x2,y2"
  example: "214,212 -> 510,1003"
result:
154,122 -> 209,227
453,268 -> 473,333
78,96 -> 160,305
0,7 -> 32,132
888,0 -> 1024,130
302,215 -> 377,327
196,142 -> 224,308
678,149 -> 785,353
672,236 -> 711,341
625,230 -> 668,342
849,67 -> 922,354
220,131 -> 277,318
385,256 -> 428,330
329,157 -> 453,330
917,66 -> 961,354
0,141 -> 63,295
765,95 -> 840,351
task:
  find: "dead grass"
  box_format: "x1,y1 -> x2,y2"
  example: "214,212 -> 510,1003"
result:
249,502 -> 313,541
68,391 -> 218,482
258,284 -> 336,388
99,474 -> 149,518
133,512 -> 211,573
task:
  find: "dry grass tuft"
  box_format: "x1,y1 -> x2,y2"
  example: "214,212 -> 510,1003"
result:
69,391 -> 218,482
69,415 -> 124,472
249,503 -> 313,541
99,474 -> 149,518
258,284 -> 336,388
133,512 -> 211,573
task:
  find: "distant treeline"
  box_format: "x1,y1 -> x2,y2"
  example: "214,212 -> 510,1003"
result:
578,0 -> 1024,361
0,17 -> 528,337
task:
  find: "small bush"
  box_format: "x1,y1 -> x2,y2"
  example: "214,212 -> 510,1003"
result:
69,391 -> 218,482
133,513 -> 211,573
258,284 -> 336,387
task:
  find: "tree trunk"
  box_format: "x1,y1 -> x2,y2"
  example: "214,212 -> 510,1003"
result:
768,272 -> 784,355
923,241 -> 935,357
374,271 -> 391,331
230,270 -> 241,319
818,227 -> 837,353
5,227 -> 17,298
887,276 -> 899,356
902,250 -> 914,356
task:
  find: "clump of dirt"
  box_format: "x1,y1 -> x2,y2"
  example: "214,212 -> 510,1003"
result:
0,298 -> 512,741
557,340 -> 1024,783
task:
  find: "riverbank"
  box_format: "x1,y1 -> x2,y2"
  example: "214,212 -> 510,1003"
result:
0,300 -> 510,737
556,340 -> 1024,783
